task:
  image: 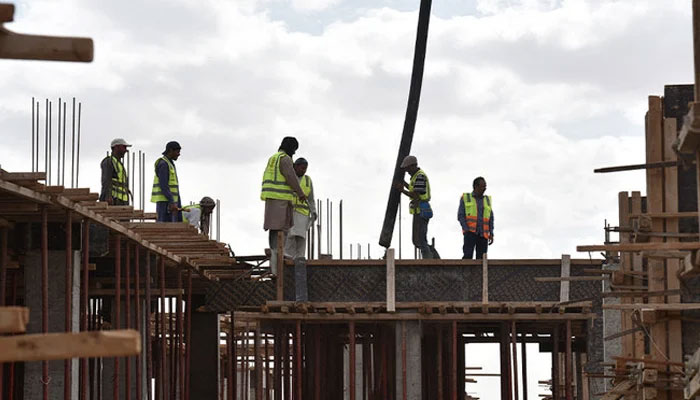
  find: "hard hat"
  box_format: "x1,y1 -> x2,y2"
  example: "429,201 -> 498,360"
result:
400,155 -> 417,168
111,138 -> 132,148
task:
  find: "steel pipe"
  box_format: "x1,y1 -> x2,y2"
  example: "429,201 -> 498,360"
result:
114,235 -> 122,400
64,211 -> 72,400
41,206 -> 49,400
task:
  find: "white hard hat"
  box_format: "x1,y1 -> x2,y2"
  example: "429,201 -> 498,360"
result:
111,138 -> 132,148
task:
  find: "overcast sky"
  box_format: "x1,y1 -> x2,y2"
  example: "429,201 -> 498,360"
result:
0,1 -> 694,396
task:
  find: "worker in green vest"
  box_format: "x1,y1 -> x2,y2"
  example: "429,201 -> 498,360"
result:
99,138 -> 131,205
394,155 -> 434,259
151,141 -> 182,222
261,137 -> 307,275
285,157 -> 317,260
458,176 -> 494,259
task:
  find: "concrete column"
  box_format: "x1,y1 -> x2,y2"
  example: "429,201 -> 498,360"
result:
396,320 -> 422,400
189,312 -> 220,400
24,250 -> 81,400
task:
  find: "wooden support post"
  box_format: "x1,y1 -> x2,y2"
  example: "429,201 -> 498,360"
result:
552,325 -> 559,400
482,254 -> 488,304
559,255 -> 570,303
41,205 -> 49,400
277,231 -> 284,301
630,192 -> 645,357
452,321 -> 457,400
63,211 -> 72,400
386,248 -> 395,312
437,325 -> 444,400
80,221 -> 90,400
500,322 -> 511,400
663,117 -> 684,370
647,96 -> 669,400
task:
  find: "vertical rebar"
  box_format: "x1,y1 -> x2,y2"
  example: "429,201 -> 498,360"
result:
330,200 -> 333,257
317,199 -> 321,256
41,206 -> 49,400
80,221 -> 90,400
132,152 -> 136,204
32,97 -> 35,172
295,321 -> 302,400
511,321 -> 519,400
217,199 -> 221,241
565,320 -> 572,400
125,243 -> 132,400
339,200 -> 343,259
185,271 -> 192,400
76,102 -> 82,187
64,211 -> 72,400
0,228 -> 7,399
62,101 -> 67,186
71,98 -> 76,188
159,257 -> 167,400
349,321 -> 356,400
114,235 -> 121,400
135,246 -> 143,400
326,199 -> 329,255
521,338 -> 528,400
44,99 -> 49,181
8,270 -> 17,400
146,253 -> 153,400
36,101 -> 40,173
57,98 -> 61,185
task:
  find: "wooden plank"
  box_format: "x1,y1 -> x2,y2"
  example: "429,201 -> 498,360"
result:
234,311 -> 596,321
0,306 -> 29,333
0,3 -> 14,22
0,178 -> 52,204
663,117 -> 683,370
602,303 -> 700,311
0,329 -> 140,362
628,211 -> 698,218
577,242 -> 700,252
482,254 -> 488,304
560,255 -> 570,302
535,277 -> 606,282
646,97 -> 667,400
618,191 -> 634,359
630,191 -> 645,358
0,29 -> 93,62
0,172 -> 45,181
386,248 -> 395,312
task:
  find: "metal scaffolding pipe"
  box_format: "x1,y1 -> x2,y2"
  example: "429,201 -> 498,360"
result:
452,321 -> 457,400
0,227 -> 7,399
177,271 -> 185,400
521,337 -> 528,400
159,256 -> 167,400
565,320 -> 572,400
145,253 -> 153,400
552,325 -> 560,400
437,326 -> 443,400
227,314 -> 234,400
135,246 -> 142,400
295,321 -> 302,400
511,321 -> 519,400
185,271 -> 192,400
256,325 -> 263,400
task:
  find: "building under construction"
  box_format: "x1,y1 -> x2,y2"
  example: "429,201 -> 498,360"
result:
1,1 -> 700,399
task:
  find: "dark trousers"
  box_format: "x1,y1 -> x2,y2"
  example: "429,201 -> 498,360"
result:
463,231 -> 488,259
156,201 -> 182,222
412,214 -> 432,259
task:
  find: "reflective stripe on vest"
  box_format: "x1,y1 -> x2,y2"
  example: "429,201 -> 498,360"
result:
150,156 -> 180,203
293,175 -> 312,216
104,156 -> 129,202
462,193 -> 492,239
260,151 -> 295,201
408,169 -> 431,215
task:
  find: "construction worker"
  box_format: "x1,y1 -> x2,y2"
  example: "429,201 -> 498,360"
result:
261,137 -> 307,275
458,176 -> 494,259
99,138 -> 131,205
394,155 -> 433,259
183,196 -> 217,234
285,158 -> 317,260
151,141 -> 182,222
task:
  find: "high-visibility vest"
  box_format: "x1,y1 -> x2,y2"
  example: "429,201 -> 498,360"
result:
462,193 -> 492,239
150,156 -> 179,203
260,151 -> 295,201
293,175 -> 313,216
103,155 -> 129,202
182,204 -> 200,225
408,169 -> 431,215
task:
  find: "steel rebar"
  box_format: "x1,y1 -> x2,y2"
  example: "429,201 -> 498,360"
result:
41,206 -> 49,400
32,97 -> 35,172
36,101 -> 40,172
76,102 -> 82,187
64,211 -> 72,400
57,98 -> 61,186
44,99 -> 48,182
62,101 -> 67,186
339,200 -> 343,259
71,98 -> 76,188
114,235 -> 121,400
80,221 -> 90,400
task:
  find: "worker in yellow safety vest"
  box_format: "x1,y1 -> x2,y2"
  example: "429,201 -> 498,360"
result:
458,176 -> 494,259
151,141 -> 182,222
394,155 -> 434,259
285,158 -> 317,260
261,137 -> 307,275
99,138 -> 131,205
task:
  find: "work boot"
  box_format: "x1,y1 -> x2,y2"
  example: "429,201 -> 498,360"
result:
294,257 -> 308,302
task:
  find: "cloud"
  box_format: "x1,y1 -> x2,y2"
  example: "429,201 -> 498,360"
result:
290,0 -> 342,12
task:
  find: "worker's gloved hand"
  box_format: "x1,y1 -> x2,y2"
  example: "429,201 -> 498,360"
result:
168,202 -> 179,213
489,234 -> 494,245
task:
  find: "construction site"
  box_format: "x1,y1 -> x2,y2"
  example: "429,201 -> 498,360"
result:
1,1 -> 700,399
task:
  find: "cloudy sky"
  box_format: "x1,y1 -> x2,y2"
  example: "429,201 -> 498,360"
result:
0,0 -> 694,397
